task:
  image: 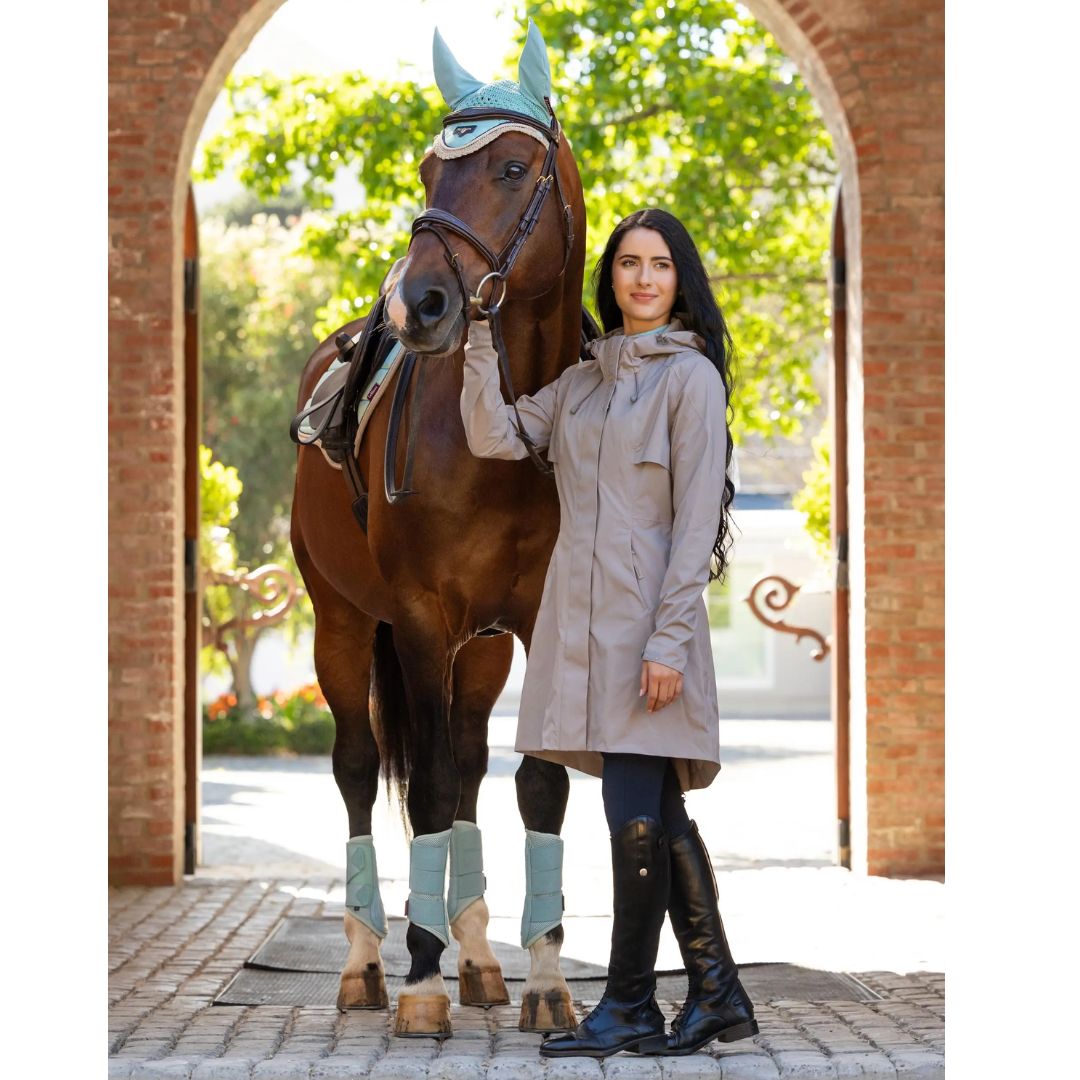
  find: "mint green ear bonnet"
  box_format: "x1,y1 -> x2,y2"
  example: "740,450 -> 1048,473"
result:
431,19 -> 559,159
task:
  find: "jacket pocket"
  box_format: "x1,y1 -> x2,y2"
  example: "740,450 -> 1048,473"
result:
629,538 -> 648,609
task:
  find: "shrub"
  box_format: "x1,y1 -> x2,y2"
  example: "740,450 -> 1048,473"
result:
203,681 -> 335,755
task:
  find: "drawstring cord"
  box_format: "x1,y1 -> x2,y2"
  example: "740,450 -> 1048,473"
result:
569,375 -> 604,414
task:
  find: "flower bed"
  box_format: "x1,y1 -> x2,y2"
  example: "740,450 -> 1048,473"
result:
202,682 -> 335,755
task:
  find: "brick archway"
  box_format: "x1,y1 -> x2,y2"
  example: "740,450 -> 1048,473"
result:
109,0 -> 943,884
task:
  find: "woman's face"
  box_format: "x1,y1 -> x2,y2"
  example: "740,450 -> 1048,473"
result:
610,227 -> 678,331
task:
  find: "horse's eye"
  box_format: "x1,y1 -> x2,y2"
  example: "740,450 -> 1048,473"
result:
504,163 -> 527,182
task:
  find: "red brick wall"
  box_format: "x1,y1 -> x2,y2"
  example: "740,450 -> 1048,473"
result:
108,0 -> 944,883
757,0 -> 944,876
109,0 -> 285,886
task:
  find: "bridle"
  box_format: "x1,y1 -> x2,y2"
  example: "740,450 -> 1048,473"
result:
407,98 -> 576,476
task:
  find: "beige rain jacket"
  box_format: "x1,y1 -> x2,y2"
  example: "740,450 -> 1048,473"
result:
460,316 -> 728,791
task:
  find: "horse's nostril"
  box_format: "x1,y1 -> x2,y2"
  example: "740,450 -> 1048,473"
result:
416,286 -> 449,327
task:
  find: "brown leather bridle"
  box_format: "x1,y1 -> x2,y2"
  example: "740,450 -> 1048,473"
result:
408,98 -> 576,476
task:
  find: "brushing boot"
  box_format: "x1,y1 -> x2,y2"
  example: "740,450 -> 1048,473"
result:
651,820 -> 758,1055
540,816 -> 670,1058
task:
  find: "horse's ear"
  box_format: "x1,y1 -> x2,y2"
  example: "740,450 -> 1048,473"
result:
517,18 -> 552,111
433,27 -> 484,110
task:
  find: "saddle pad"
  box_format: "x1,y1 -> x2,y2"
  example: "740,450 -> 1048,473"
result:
246,915 -> 607,980
297,339 -> 405,470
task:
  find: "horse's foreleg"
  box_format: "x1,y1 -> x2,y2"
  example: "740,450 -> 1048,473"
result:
516,754 -> 577,1032
302,558 -> 388,1011
445,635 -> 514,1007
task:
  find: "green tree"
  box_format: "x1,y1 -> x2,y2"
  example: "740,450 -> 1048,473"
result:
199,212 -> 337,566
199,218 -> 327,700
195,0 -> 835,513
200,443 -> 310,709
791,420 -> 831,562
199,445 -> 245,693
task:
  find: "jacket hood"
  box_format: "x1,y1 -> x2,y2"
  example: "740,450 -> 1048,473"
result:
584,315 -> 707,382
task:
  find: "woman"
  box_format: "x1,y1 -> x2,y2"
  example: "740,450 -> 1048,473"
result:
459,208 -> 757,1057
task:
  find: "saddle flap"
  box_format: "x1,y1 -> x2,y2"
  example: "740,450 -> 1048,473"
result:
296,359 -> 351,443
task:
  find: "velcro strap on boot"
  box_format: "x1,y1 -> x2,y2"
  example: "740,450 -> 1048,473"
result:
345,834 -> 388,939
447,820 -> 487,923
522,829 -> 565,948
407,828 -> 452,946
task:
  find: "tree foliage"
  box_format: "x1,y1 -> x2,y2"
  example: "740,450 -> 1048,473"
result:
198,211 -> 326,692
195,0 -> 837,454
199,212 -> 338,567
791,420 -> 831,562
199,444 -> 243,685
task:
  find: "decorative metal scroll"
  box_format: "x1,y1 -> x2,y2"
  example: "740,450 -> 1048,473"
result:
743,574 -> 830,661
205,563 -> 300,651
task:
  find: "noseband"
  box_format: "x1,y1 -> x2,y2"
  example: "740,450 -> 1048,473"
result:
408,100 -> 576,476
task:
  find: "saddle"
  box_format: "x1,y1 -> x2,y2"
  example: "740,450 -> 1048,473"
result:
291,295 -> 602,536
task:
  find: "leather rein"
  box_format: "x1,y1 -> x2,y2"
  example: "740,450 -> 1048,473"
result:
409,99 -> 575,478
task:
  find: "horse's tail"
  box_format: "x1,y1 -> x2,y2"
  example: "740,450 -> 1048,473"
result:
369,620 -> 413,833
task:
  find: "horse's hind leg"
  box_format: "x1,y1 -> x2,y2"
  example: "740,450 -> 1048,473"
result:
516,755 -> 577,1032
446,634 -> 514,1008
301,556 -> 387,1010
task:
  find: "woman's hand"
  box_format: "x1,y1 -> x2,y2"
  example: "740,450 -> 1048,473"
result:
640,659 -> 683,713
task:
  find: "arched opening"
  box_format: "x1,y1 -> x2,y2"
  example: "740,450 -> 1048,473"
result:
107,0 -> 948,889
174,0 -> 859,894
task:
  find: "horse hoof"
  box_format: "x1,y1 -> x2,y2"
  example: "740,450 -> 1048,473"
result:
336,966 -> 389,1011
458,963 -> 510,1007
519,988 -> 578,1032
394,992 -> 453,1037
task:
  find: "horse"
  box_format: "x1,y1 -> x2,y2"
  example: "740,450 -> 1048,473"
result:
289,24 -> 588,1037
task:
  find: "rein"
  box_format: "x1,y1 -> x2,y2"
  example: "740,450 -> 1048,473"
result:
408,99 -> 575,478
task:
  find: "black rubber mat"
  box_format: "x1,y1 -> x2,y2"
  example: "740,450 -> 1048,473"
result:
247,916 -> 608,979
216,917 -> 879,1006
215,963 -> 878,1007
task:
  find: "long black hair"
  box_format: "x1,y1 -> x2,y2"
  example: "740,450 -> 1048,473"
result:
592,208 -> 739,585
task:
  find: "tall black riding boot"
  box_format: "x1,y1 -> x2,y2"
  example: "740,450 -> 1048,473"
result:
540,816 -> 670,1058
651,820 -> 758,1055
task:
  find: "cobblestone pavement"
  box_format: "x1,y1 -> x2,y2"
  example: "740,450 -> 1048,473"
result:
109,877 -> 944,1079
111,721 -> 943,1077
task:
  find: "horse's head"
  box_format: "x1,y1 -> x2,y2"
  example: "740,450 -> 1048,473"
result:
386,21 -> 583,355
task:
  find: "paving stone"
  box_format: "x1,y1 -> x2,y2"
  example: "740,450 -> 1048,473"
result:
769,1051 -> 838,1078
880,1050 -> 943,1078
368,1056 -> 438,1078
713,1053 -> 781,1079
428,1057 -> 496,1080
130,1059 -> 202,1080
828,1052 -> 897,1078
310,1056 -> 385,1078
602,1057 -> 664,1077
487,1061 -> 546,1080
191,1060 -> 268,1080
657,1056 -> 724,1078
251,1060 -> 315,1080
544,1057 -> 605,1079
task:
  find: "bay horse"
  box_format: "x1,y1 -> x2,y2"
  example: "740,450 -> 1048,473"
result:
290,24 -> 587,1037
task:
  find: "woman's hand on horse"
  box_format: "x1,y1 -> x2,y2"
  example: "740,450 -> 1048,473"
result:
640,659 -> 683,713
